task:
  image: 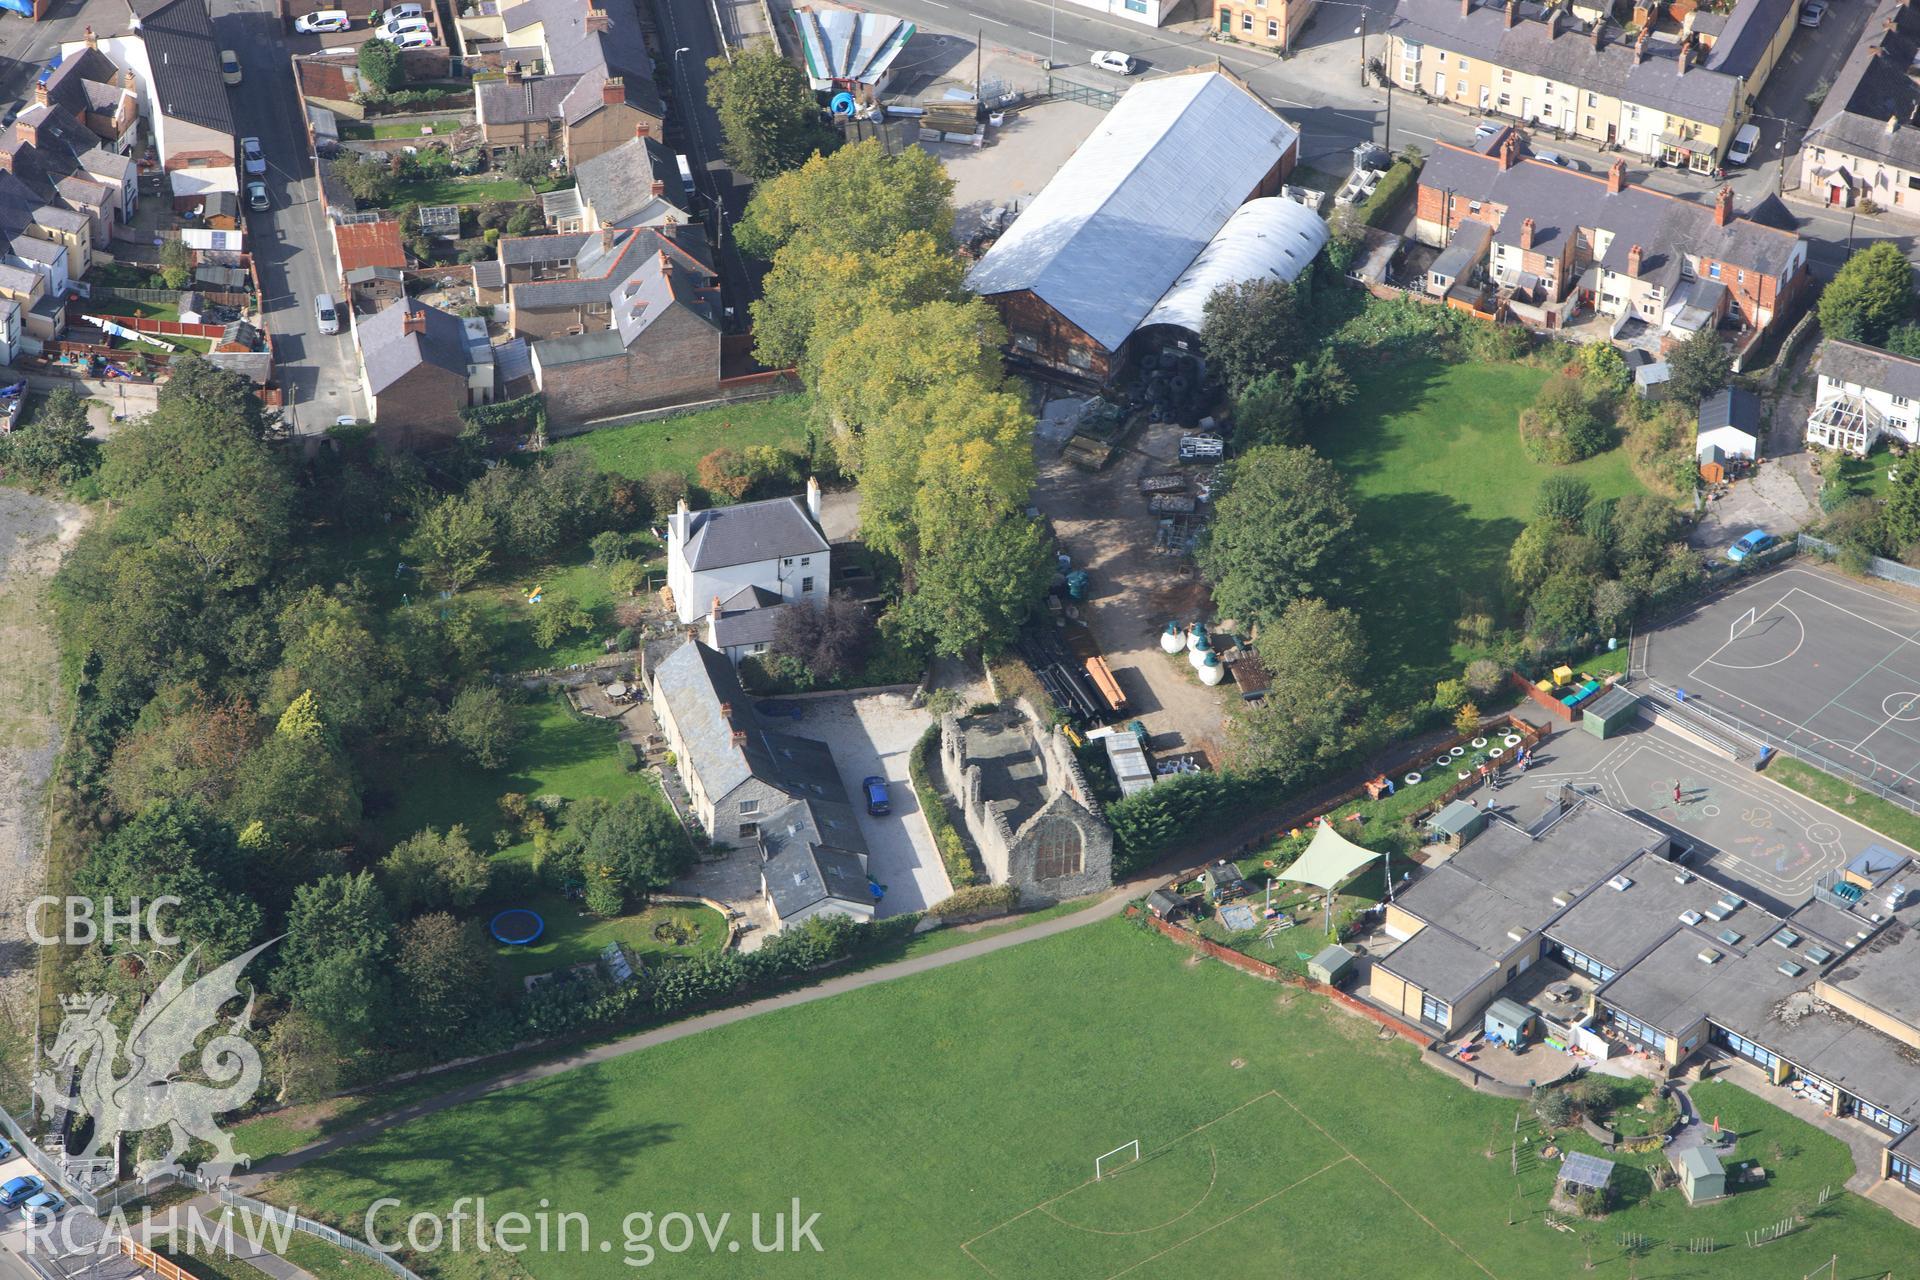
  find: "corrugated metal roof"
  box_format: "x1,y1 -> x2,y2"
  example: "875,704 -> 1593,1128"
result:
965,71 -> 1299,353
1140,198 -> 1327,334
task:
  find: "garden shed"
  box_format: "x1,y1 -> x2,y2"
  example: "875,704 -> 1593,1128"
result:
1483,997 -> 1535,1046
1146,888 -> 1188,920
1674,1146 -> 1726,1204
1200,860 -> 1248,902
1582,686 -> 1640,739
1426,799 -> 1486,850
1308,943 -> 1355,986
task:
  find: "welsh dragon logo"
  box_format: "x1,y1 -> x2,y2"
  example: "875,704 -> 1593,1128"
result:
33,940 -> 277,1183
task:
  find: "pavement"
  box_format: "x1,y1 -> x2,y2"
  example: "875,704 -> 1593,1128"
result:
214,0 -> 367,431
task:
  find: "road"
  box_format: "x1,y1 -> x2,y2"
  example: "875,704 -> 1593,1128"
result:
827,0 -> 1919,278
655,0 -> 758,325
213,0 -> 366,431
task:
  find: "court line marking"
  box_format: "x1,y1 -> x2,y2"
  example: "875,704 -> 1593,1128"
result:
1691,602 -> 1807,672
1684,672 -> 1920,790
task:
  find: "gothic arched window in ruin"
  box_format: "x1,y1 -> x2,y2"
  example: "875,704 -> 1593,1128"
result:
1032,818 -> 1084,881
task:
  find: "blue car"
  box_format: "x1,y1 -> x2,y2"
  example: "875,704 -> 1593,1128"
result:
0,1138 -> 14,1161
22,1190 -> 63,1222
863,776 -> 890,816
0,1175 -> 43,1207
1727,529 -> 1778,563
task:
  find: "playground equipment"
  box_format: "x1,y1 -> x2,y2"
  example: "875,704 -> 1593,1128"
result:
489,908 -> 545,945
526,584 -> 543,603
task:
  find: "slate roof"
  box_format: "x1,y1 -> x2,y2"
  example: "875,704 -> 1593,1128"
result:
965,69 -> 1299,352
669,494 -> 827,572
502,0 -> 664,124
477,72 -> 576,126
763,837 -> 870,919
524,224 -> 718,365
1389,0 -> 1779,122
1803,0 -> 1920,173
1818,337 -> 1920,400
572,132 -> 685,226
133,0 -> 237,136
652,639 -> 771,800
708,584 -> 790,649
1697,386 -> 1760,435
501,230 -> 590,264
1420,141 -> 1803,280
357,298 -> 474,394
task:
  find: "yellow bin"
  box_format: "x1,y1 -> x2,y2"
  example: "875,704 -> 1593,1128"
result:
1551,664 -> 1574,687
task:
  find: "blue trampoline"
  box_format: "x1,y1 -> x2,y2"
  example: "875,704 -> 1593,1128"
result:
490,908 -> 545,945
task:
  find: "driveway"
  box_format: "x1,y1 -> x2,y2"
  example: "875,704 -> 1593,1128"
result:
797,692 -> 948,916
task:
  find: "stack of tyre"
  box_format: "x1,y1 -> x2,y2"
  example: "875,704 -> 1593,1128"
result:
1137,350 -> 1204,424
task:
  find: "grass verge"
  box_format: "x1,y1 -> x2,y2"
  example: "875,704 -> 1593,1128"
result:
1764,755 -> 1920,851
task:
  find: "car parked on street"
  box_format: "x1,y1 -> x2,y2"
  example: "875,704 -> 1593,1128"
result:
293,9 -> 351,31
1800,0 -> 1826,26
863,776 -> 890,816
1726,529 -> 1779,562
247,179 -> 269,211
1533,150 -> 1587,171
0,1175 -> 42,1208
242,136 -> 266,176
390,29 -> 435,48
221,49 -> 242,85
1090,50 -> 1136,75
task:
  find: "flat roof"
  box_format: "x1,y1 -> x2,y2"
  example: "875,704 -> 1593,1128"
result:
1377,923 -> 1496,1004
1549,851 -> 1780,974
1821,915 -> 1920,1042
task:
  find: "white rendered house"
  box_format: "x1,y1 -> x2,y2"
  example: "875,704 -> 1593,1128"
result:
1807,339 -> 1920,456
666,478 -> 831,625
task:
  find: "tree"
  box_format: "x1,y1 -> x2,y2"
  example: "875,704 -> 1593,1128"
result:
1887,454 -> 1920,555
530,590 -> 592,649
1608,492 -> 1681,569
442,684 -> 521,768
772,596 -> 875,680
752,230 -> 964,375
357,36 -> 404,93
1196,445 -> 1357,631
575,793 -> 691,907
705,39 -> 835,181
1288,350 -> 1356,421
1518,370 -> 1611,464
405,493 -> 495,590
274,872 -> 393,1045
226,728 -> 360,878
890,508 -> 1052,658
380,825 -> 492,915
1226,599 -> 1370,780
1453,701 -> 1480,734
1819,241 -> 1915,346
269,588 -> 392,736
1577,342 -> 1630,395
1233,370 -> 1301,447
1464,658 -> 1504,696
331,151 -> 395,206
1199,279 -> 1308,394
1664,327 -> 1733,406
1592,577 -> 1639,635
696,447 -> 755,501
158,238 -> 193,290
735,140 -> 954,262
1528,567 -> 1597,647
814,296 -> 1006,445
395,913 -> 497,1043
1887,322 -> 1920,360
105,689 -> 257,816
1535,475 -> 1592,524
76,800 -> 261,962
2,387 -> 94,485
264,1011 -> 342,1104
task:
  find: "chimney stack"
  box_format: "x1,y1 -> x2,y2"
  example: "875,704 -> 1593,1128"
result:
84,25 -> 95,48
677,496 -> 689,518
1520,217 -> 1536,250
650,178 -> 665,197
1607,158 -> 1627,192
506,60 -> 521,83
17,116 -> 38,150
806,475 -> 822,523
1713,184 -> 1734,226
1677,34 -> 1691,73
719,702 -> 732,720
601,74 -> 624,104
586,6 -> 611,31
1498,131 -> 1519,170
1635,27 -> 1650,62
1505,0 -> 1517,27
1890,113 -> 1903,134
602,227 -> 619,251
1461,0 -> 1471,17
731,730 -> 748,746
401,308 -> 426,336
1626,243 -> 1643,277
1590,19 -> 1604,49
710,595 -> 722,622
635,123 -> 650,140
32,81 -> 48,107
1548,6 -> 1561,36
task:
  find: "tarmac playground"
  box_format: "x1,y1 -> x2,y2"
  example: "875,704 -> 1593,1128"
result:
1643,564 -> 1920,803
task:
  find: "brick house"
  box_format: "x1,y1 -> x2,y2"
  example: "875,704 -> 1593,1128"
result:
965,67 -> 1301,384
1213,0 -> 1316,52
540,127 -> 689,232
474,0 -> 665,169
355,298 -> 497,449
1414,130 -> 1808,341
331,217 -> 407,308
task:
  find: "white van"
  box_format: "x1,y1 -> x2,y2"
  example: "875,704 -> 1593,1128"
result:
1726,124 -> 1761,166
314,293 -> 340,336
676,152 -> 695,197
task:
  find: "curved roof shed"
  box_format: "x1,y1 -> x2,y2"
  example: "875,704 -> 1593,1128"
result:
1138,197 -> 1328,335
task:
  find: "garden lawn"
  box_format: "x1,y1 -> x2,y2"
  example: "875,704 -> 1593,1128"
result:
1319,357 -> 1645,705
490,894 -> 726,980
1826,444 -> 1899,503
390,176 -> 533,206
368,692 -> 631,850
261,919 -> 1920,1280
552,394 -> 812,483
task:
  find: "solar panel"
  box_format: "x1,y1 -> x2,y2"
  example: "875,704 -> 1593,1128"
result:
1560,1152 -> 1615,1189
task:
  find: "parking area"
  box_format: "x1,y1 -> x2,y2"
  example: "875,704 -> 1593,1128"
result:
1646,565 -> 1920,801
797,692 -> 948,917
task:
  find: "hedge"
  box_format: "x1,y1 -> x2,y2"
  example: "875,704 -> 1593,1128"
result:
910,724 -> 983,887
460,391 -> 547,436
927,883 -> 1019,919
1106,770 -> 1272,876
1358,158 -> 1421,228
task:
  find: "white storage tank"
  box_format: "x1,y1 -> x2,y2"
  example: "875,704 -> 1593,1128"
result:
1198,652 -> 1224,685
1161,622 -> 1185,654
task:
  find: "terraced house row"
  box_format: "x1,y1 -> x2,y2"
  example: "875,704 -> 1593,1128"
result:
1389,0 -> 1801,172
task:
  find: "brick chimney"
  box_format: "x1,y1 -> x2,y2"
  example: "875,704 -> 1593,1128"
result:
1634,27 -> 1650,62
1590,19 -> 1604,49
710,595 -> 722,622
401,308 -> 426,336
1713,183 -> 1734,227
505,60 -> 521,83
731,729 -> 748,746
1607,158 -> 1627,192
635,123 -> 652,141
16,116 -> 38,150
83,24 -> 95,48
1498,131 -> 1519,169
122,68 -> 135,92
719,701 -> 731,719
1677,34 -> 1691,73
650,178 -> 665,197
0,147 -> 14,176
1505,0 -> 1517,26
1461,0 -> 1471,17
1519,217 -> 1535,250
601,75 -> 624,105
32,80 -> 47,107
602,227 -> 619,251
585,5 -> 611,31
1548,6 -> 1561,36
1626,243 -> 1643,277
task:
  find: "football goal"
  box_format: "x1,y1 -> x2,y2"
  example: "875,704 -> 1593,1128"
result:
1095,1140 -> 1140,1181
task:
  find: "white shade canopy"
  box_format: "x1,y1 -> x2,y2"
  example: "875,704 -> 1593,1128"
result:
1274,819 -> 1382,893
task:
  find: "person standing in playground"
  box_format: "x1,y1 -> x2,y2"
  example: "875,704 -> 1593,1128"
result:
1673,781 -> 1683,804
